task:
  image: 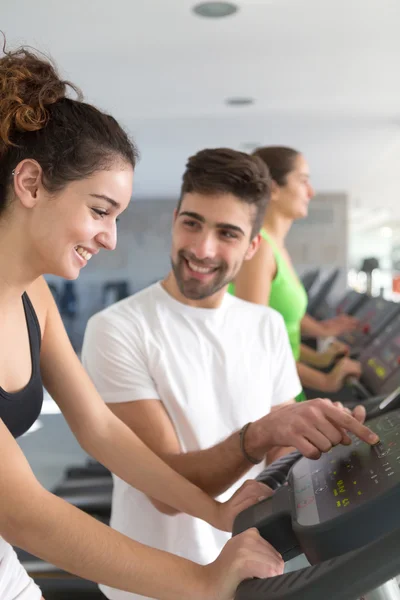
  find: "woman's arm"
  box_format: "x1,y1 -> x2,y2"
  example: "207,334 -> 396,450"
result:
297,357 -> 362,393
300,343 -> 328,368
37,278 -> 263,531
301,313 -> 358,338
300,342 -> 349,369
301,313 -> 329,338
1,419 -> 282,600
233,239 -> 276,305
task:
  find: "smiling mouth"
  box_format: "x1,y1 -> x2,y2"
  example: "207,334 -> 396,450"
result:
74,246 -> 93,261
186,259 -> 218,275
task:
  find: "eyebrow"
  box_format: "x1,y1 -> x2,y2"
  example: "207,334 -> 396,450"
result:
179,211 -> 245,236
89,193 -> 120,209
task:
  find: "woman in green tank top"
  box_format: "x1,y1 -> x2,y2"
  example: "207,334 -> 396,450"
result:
229,147 -> 361,399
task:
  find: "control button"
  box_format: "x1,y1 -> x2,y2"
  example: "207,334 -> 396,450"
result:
373,443 -> 390,458
363,324 -> 370,334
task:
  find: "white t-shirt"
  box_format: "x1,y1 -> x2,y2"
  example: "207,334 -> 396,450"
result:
82,282 -> 301,600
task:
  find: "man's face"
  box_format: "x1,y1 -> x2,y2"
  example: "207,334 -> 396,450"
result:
171,192 -> 260,300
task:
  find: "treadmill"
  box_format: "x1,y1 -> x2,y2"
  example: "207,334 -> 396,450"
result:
306,311 -> 400,419
307,268 -> 340,319
331,288 -> 369,318
337,295 -> 400,357
233,409 -> 400,600
300,269 -> 320,294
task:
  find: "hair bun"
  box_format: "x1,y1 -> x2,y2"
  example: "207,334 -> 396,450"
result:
0,45 -> 79,147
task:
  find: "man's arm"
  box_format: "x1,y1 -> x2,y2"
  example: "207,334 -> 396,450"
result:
108,399 -> 263,514
265,400 -> 297,464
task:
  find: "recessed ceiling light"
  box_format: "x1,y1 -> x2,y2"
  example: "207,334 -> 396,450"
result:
240,142 -> 261,150
193,2 -> 238,18
226,97 -> 254,106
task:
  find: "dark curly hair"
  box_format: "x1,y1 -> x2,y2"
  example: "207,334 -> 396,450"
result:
0,42 -> 138,215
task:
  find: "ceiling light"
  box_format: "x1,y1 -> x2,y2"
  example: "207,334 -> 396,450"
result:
226,97 -> 254,106
240,142 -> 262,151
193,2 -> 238,18
380,226 -> 393,238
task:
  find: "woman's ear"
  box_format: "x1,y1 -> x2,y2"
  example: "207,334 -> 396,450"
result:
269,179 -> 280,204
12,159 -> 43,209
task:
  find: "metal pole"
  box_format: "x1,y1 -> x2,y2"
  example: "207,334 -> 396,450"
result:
361,579 -> 400,600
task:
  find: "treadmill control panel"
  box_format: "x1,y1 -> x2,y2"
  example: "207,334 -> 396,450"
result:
339,297 -> 400,348
292,412 -> 400,526
233,409 -> 400,569
360,312 -> 400,395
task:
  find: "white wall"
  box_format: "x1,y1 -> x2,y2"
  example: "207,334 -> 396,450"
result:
287,192 -> 349,299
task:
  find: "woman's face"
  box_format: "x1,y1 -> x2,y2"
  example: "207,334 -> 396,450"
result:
25,163 -> 134,279
273,154 -> 314,220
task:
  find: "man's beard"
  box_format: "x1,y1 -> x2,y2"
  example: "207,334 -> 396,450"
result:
171,250 -> 232,300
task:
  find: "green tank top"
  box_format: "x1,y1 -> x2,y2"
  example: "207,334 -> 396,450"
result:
228,229 -> 308,400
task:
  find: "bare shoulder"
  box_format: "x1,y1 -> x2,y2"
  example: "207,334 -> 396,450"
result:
248,235 -> 276,276
259,235 -> 276,261
25,277 -> 57,338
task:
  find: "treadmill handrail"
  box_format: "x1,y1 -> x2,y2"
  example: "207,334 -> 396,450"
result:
346,376 -> 371,398
235,525 -> 400,600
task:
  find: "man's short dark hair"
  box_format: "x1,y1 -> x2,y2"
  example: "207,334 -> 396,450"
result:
178,148 -> 271,238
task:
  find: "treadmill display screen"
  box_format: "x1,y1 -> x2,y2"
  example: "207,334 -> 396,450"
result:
360,313 -> 400,395
340,298 -> 400,348
292,412 -> 400,527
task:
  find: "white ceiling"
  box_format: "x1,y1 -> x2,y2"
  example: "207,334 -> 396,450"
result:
2,0 -> 400,226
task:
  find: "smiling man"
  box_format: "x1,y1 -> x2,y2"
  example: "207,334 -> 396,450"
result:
82,148 -> 375,600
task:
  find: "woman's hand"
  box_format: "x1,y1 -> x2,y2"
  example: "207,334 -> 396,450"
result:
216,479 -> 274,532
201,528 -> 284,600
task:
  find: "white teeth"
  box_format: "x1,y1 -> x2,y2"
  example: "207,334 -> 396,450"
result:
75,246 -> 92,261
188,261 -> 214,274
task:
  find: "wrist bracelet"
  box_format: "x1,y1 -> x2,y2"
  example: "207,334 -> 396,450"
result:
239,422 -> 262,465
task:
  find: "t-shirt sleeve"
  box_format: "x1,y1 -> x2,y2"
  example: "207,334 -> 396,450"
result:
269,312 -> 302,406
81,310 -> 160,404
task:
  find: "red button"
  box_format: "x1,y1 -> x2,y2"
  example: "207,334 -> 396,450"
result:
363,324 -> 370,334
397,357 -> 400,365
297,497 -> 315,509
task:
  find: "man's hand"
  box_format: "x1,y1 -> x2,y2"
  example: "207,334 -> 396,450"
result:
216,479 -> 274,532
334,401 -> 366,425
245,398 -> 379,461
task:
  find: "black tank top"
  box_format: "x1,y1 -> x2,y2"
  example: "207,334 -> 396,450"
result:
0,293 -> 43,438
